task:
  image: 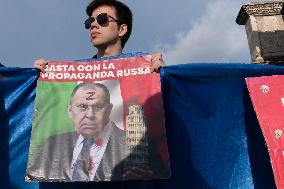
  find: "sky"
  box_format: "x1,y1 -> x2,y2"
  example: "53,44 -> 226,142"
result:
0,0 -> 263,67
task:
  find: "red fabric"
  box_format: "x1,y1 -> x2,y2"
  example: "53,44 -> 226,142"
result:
247,75 -> 284,189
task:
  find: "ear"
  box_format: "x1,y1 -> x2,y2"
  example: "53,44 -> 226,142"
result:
106,103 -> 113,118
118,24 -> 128,37
67,104 -> 72,117
108,103 -> 113,114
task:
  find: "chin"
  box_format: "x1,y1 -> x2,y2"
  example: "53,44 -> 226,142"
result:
82,131 -> 97,138
81,127 -> 104,138
91,39 -> 100,46
92,41 -> 108,49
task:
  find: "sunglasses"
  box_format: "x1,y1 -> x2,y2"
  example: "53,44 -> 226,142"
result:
84,13 -> 120,29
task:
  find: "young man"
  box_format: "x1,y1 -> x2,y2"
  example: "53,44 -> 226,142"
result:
31,0 -> 169,180
34,0 -> 165,72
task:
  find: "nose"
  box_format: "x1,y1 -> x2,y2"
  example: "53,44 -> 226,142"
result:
90,18 -> 99,29
85,107 -> 95,118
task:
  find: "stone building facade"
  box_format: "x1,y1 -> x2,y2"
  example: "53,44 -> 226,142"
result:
236,1 -> 284,64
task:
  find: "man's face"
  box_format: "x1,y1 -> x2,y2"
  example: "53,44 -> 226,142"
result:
68,87 -> 113,139
90,5 -> 123,48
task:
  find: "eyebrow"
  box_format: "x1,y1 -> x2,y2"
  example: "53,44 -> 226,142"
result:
74,103 -> 108,110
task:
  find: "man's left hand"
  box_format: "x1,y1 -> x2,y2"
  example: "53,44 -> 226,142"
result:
150,53 -> 165,73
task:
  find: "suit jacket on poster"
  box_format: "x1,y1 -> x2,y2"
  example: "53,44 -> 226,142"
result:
26,123 -> 170,181
26,123 -> 127,181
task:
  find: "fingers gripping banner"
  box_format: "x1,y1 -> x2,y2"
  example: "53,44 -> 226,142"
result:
25,55 -> 170,182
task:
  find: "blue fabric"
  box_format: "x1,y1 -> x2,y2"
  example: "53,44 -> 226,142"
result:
0,67 -> 38,189
1,63 -> 284,189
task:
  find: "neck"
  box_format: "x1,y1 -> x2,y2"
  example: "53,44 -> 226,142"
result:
96,43 -> 123,58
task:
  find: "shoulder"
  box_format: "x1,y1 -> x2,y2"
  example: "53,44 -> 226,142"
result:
43,132 -> 78,147
74,52 -> 149,62
109,122 -> 126,147
110,122 -> 126,137
47,132 -> 77,140
35,132 -> 77,165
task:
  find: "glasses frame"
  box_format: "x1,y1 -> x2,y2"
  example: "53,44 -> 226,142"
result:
84,13 -> 121,29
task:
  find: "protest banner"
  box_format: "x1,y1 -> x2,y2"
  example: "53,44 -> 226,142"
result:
25,55 -> 170,182
246,75 -> 284,189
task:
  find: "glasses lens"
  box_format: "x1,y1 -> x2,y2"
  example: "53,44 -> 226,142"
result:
84,13 -> 110,29
96,13 -> 108,25
84,17 -> 94,29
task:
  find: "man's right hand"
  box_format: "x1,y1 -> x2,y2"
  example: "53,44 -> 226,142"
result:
33,59 -> 48,73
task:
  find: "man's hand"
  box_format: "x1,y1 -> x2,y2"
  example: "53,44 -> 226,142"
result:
122,167 -> 155,180
33,59 -> 48,73
150,53 -> 165,73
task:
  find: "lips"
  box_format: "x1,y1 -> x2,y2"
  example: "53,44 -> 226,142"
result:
91,32 -> 100,38
81,123 -> 95,128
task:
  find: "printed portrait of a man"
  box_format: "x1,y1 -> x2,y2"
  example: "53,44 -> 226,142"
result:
26,82 -> 170,182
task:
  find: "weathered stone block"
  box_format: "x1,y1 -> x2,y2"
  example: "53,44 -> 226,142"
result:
236,1 -> 284,64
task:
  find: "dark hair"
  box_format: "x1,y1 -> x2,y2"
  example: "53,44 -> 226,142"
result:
86,0 -> 133,49
70,82 -> 110,104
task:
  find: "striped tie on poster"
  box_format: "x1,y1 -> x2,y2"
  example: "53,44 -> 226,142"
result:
25,55 -> 170,182
246,75 -> 284,189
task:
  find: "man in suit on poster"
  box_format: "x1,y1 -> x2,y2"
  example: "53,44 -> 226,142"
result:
27,82 -> 169,181
27,82 -> 127,181
28,83 -> 131,181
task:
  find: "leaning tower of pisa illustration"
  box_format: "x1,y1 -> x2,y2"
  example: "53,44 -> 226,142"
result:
125,105 -> 149,168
